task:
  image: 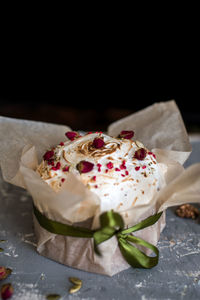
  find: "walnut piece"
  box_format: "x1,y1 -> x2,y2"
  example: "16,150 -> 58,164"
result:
175,204 -> 199,219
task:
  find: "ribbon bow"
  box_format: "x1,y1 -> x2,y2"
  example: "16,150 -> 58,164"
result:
33,205 -> 162,269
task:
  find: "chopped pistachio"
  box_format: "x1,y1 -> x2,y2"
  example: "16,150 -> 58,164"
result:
46,294 -> 61,300
69,285 -> 81,294
69,277 -> 82,286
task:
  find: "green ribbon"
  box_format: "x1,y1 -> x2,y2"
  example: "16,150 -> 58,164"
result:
33,205 -> 162,269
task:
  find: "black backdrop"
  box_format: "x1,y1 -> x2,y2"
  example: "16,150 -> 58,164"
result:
0,89 -> 199,132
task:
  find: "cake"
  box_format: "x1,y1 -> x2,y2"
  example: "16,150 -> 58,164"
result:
37,130 -> 161,212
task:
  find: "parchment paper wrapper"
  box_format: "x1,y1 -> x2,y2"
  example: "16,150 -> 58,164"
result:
0,100 -> 200,276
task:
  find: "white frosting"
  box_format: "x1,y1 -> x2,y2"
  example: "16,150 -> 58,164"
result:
37,133 -> 161,214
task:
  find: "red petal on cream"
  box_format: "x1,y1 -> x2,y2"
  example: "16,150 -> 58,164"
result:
92,137 -> 105,149
76,161 -> 94,173
65,131 -> 79,141
119,130 -> 134,139
43,150 -> 54,161
134,148 -> 147,160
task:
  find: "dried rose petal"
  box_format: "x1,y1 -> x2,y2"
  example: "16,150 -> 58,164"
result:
0,268 -> 12,281
148,151 -> 156,159
47,159 -> 54,166
120,165 -> 127,170
51,162 -> 61,171
97,163 -> 102,172
1,283 -> 13,299
135,166 -> 140,171
106,162 -> 113,169
119,130 -> 134,139
77,161 -> 94,173
134,148 -> 147,160
43,150 -> 54,161
0,267 -> 6,280
65,131 -> 79,141
92,137 -> 105,149
63,165 -> 69,172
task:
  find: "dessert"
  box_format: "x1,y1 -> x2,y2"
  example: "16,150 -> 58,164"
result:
37,130 -> 162,212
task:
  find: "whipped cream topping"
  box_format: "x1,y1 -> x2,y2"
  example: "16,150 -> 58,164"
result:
37,132 -> 161,212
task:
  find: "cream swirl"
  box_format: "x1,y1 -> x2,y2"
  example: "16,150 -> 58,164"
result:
37,132 -> 163,216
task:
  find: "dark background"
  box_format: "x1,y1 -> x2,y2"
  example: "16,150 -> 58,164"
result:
0,92 -> 199,132
1,6 -> 199,133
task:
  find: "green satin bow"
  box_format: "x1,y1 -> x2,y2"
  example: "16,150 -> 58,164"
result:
33,205 -> 162,269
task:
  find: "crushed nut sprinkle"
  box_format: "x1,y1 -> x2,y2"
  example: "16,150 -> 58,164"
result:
132,197 -> 138,206
175,204 -> 199,219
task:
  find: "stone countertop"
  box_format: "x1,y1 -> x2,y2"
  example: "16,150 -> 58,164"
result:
0,139 -> 200,300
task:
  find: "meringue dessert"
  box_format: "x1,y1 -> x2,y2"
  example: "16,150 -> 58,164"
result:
37,131 -> 161,212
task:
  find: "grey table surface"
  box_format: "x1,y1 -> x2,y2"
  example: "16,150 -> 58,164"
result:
0,139 -> 200,300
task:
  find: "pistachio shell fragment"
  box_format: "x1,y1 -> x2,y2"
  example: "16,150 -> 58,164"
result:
46,294 -> 61,300
0,248 -> 4,252
69,284 -> 81,294
68,276 -> 82,294
69,277 -> 82,286
5,268 -> 12,276
135,140 -> 144,148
